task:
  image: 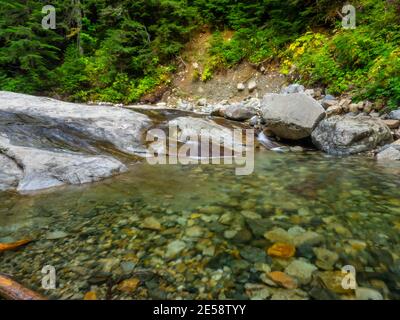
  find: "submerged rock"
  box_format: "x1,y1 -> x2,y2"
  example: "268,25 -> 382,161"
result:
313,247 -> 339,270
316,271 -> 354,294
267,243 -> 296,259
309,287 -> 339,300
120,261 -> 136,274
312,116 -> 393,155
240,246 -> 268,263
264,227 -> 292,244
232,228 -> 252,243
355,287 -> 384,300
267,271 -> 298,289
270,288 -> 308,300
261,93 -> 326,140
46,230 -> 69,240
140,217 -> 162,231
285,259 -> 317,285
219,213 -> 234,225
264,227 -> 322,247
245,283 -> 270,300
185,226 -> 204,238
117,278 -> 140,293
165,240 -> 186,259
246,219 -> 272,238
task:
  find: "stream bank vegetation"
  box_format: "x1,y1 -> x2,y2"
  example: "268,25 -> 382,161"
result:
0,0 -> 399,107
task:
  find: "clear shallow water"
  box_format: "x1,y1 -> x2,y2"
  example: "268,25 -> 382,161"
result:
0,150 -> 400,300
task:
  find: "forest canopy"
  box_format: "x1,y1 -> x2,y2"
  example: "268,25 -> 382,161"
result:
0,0 -> 399,107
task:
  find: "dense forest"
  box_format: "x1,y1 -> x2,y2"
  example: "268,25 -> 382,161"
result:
0,0 -> 399,107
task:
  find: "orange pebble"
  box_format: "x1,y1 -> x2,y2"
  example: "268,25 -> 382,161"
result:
268,271 -> 297,289
267,242 -> 296,259
84,291 -> 97,300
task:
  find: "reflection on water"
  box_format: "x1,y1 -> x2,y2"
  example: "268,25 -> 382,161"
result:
0,150 -> 400,300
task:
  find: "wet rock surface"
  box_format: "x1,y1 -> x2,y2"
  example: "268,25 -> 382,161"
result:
0,91 -> 152,155
0,135 -> 127,192
261,93 -> 326,140
0,91 -> 156,192
312,116 -> 393,155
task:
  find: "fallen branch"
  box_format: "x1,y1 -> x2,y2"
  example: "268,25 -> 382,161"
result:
0,273 -> 47,300
0,239 -> 32,252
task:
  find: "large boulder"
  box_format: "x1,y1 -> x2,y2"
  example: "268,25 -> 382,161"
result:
0,91 -> 153,193
0,91 -> 152,155
312,116 -> 393,155
0,135 -> 126,193
261,93 -> 326,140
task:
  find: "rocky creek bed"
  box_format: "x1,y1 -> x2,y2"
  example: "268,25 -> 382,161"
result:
1,152 -> 400,300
